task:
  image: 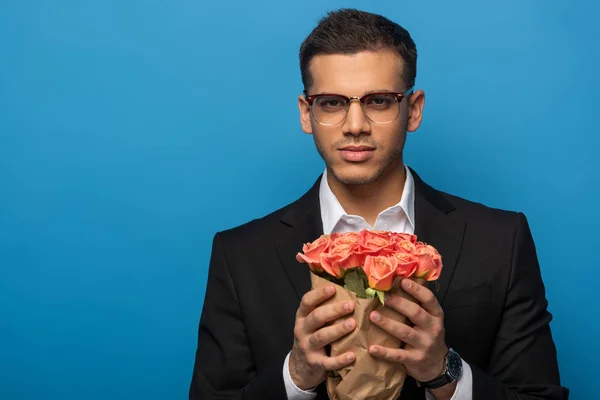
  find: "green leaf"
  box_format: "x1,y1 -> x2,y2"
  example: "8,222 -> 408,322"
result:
416,269 -> 430,279
365,288 -> 376,298
343,268 -> 367,298
376,290 -> 385,305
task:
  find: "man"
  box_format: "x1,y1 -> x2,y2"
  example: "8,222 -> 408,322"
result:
190,8 -> 568,400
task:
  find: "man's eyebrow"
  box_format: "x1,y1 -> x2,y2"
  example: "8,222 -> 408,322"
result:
314,89 -> 395,95
364,89 -> 394,94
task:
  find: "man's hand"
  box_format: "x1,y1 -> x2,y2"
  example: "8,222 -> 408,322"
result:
368,279 -> 449,385
289,284 -> 357,390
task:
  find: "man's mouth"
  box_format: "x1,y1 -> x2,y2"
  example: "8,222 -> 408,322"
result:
338,145 -> 375,162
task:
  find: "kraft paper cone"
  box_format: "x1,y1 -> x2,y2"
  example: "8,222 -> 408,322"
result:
311,272 -> 425,400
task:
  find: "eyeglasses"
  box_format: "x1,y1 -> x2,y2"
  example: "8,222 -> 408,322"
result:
304,87 -> 414,126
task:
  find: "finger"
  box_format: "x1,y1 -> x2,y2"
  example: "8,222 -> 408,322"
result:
368,345 -> 411,364
305,300 -> 355,332
385,293 -> 433,328
369,345 -> 446,382
311,351 -> 356,371
297,285 -> 336,318
369,311 -> 421,348
401,279 -> 444,318
308,318 -> 356,350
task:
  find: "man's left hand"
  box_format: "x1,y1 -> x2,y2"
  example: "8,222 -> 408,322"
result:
368,278 -> 448,383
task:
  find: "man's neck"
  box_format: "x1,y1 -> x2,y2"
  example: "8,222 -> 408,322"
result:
327,163 -> 406,227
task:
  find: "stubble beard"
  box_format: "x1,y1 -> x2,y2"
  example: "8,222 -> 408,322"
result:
314,137 -> 405,186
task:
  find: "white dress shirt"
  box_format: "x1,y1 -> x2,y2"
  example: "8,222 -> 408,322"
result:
283,166 -> 473,400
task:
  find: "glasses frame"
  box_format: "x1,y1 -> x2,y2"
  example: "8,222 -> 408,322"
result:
303,86 -> 414,126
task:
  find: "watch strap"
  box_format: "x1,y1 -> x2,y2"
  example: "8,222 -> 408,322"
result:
419,372 -> 453,389
418,348 -> 461,389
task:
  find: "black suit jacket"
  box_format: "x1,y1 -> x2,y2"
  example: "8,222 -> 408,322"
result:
190,170 -> 569,399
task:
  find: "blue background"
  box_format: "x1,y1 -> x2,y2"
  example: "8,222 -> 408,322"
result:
1,1 -> 598,398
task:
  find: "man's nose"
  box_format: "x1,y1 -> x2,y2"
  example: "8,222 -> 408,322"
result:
342,101 -> 371,136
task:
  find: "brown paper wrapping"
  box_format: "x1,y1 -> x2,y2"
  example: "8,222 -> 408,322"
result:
311,272 -> 425,400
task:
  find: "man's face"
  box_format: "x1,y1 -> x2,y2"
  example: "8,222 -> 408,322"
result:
298,50 -> 424,186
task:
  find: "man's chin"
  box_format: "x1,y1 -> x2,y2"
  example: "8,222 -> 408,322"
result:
328,167 -> 379,186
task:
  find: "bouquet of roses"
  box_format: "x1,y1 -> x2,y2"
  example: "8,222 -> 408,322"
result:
296,230 -> 443,400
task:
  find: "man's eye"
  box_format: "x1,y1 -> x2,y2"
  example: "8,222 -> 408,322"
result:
367,96 -> 392,106
317,97 -> 346,109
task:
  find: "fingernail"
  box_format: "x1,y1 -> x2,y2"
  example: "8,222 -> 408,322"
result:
345,319 -> 354,329
326,286 -> 334,295
346,353 -> 355,361
344,301 -> 352,312
403,279 -> 413,289
371,311 -> 380,321
369,346 -> 378,354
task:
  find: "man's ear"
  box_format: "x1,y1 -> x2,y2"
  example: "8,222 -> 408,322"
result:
298,94 -> 313,134
407,89 -> 425,132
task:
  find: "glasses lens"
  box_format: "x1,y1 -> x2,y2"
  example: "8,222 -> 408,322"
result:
312,95 -> 348,125
363,93 -> 400,123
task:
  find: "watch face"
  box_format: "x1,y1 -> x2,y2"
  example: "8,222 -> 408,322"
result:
447,350 -> 463,380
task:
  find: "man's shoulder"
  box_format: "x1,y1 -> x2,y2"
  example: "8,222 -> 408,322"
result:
444,189 -> 520,216
215,178 -> 319,247
412,168 -> 524,228
218,201 -> 295,241
439,188 -> 524,230
216,175 -> 321,239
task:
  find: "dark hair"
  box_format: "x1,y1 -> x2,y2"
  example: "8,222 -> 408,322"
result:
299,9 -> 417,91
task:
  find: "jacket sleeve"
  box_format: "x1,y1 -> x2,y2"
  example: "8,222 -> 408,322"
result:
189,232 -> 288,400
471,213 -> 569,400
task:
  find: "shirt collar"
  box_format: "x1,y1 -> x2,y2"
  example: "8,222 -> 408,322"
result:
319,165 -> 415,234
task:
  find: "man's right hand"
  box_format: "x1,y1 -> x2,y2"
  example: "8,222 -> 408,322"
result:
289,284 -> 357,390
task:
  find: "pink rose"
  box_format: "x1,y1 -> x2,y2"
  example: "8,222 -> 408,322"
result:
369,230 -> 394,238
414,243 -> 443,281
395,239 -> 417,254
359,230 -> 396,256
331,232 -> 360,249
363,255 -> 399,291
328,232 -> 342,241
392,232 -> 417,244
320,243 -> 364,278
393,252 -> 418,278
296,235 -> 331,273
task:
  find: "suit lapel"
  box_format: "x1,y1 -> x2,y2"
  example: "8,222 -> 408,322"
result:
274,177 -> 324,300
412,169 -> 466,306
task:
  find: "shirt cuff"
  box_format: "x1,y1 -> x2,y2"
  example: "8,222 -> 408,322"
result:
283,351 -> 318,400
425,358 -> 473,400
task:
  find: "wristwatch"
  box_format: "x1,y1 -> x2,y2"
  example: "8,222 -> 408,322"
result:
418,348 -> 463,389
